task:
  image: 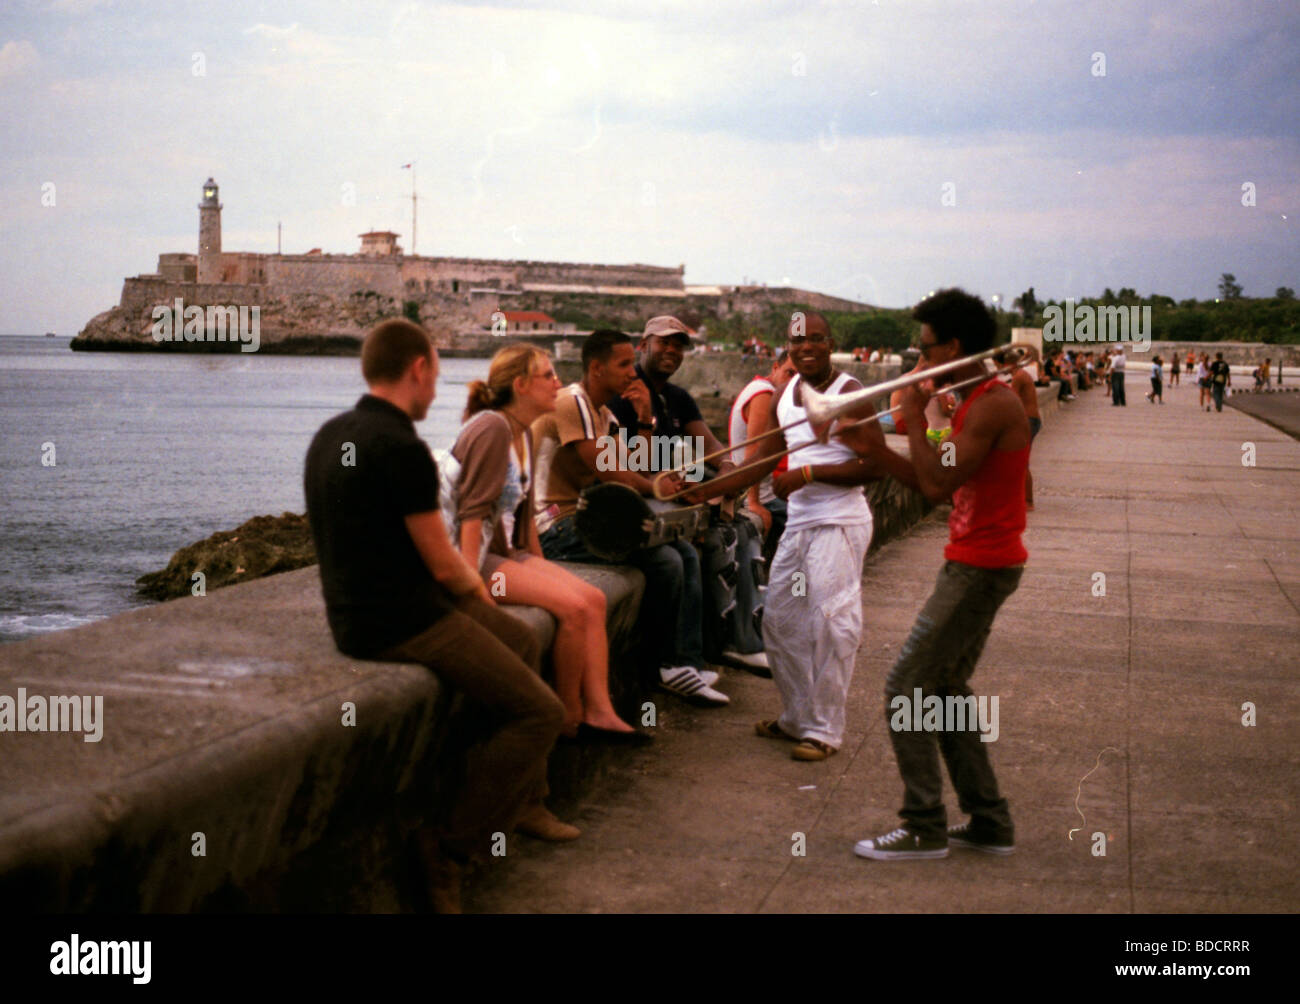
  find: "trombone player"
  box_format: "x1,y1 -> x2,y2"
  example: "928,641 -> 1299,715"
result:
850,289 -> 1032,861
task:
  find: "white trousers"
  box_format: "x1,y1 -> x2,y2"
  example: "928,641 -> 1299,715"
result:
762,522 -> 872,748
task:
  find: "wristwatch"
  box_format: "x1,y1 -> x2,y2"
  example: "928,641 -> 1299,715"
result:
637,416 -> 655,430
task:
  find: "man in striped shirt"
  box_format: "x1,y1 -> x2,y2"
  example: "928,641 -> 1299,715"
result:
533,329 -> 730,706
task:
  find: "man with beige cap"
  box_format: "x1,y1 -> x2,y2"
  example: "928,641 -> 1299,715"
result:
608,316 -> 772,676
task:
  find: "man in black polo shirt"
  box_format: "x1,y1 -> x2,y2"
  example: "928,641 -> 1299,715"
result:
608,315 -> 770,674
304,318 -> 571,913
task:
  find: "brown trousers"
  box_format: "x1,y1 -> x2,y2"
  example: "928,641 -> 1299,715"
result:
380,595 -> 564,861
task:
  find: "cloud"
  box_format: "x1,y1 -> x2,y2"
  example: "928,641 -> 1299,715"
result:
45,0 -> 113,12
242,23 -> 302,39
0,40 -> 39,79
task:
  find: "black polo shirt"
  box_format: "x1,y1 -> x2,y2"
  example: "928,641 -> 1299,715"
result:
607,363 -> 704,438
304,394 -> 454,658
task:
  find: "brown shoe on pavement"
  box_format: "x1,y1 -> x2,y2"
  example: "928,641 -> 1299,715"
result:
514,803 -> 581,842
791,738 -> 837,761
755,719 -> 797,741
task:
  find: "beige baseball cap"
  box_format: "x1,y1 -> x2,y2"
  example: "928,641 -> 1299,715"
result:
642,315 -> 693,343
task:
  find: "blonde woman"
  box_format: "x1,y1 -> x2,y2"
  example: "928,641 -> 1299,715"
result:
448,344 -> 643,741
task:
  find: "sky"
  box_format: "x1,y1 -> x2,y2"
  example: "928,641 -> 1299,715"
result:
1,0 -> 1297,334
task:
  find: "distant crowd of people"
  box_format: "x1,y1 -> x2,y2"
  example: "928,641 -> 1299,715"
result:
1031,346 -> 1245,413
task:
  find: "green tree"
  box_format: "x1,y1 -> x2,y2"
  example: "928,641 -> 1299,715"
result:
1218,273 -> 1243,300
1276,287 -> 1295,300
1013,287 -> 1037,322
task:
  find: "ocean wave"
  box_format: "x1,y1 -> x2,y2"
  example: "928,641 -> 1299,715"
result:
0,612 -> 107,642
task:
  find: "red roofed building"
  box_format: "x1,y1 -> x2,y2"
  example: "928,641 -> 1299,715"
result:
500,310 -> 555,333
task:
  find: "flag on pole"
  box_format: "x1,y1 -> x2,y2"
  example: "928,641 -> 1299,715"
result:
400,163 -> 412,169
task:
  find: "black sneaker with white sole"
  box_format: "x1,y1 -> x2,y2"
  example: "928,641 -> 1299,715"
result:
853,826 -> 948,860
658,665 -> 729,706
947,821 -> 1015,855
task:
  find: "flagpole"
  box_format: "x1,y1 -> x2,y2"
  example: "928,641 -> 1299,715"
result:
411,162 -> 417,255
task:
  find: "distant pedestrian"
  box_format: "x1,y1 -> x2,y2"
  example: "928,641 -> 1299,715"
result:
1170,354 -> 1180,387
1210,352 -> 1231,412
1261,357 -> 1272,387
1196,355 -> 1211,410
1146,356 -> 1163,404
1110,347 -> 1127,406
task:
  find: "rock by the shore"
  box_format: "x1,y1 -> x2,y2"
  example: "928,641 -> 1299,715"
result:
136,513 -> 316,600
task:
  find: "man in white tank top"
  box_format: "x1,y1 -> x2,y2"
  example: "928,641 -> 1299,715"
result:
686,311 -> 884,760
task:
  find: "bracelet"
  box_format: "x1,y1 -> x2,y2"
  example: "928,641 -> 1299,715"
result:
802,465 -> 814,484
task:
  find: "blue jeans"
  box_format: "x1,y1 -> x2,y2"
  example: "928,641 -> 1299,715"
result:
1212,383 -> 1225,411
1110,371 -> 1126,405
540,515 -> 704,672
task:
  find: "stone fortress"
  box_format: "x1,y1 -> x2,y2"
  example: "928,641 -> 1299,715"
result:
73,178 -> 872,352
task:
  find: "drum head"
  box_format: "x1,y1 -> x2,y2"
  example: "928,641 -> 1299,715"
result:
575,482 -> 652,562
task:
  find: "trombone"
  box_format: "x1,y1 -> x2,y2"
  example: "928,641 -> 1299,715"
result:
651,344 -> 1035,501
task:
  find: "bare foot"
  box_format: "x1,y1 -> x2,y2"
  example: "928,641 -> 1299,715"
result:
582,711 -> 636,733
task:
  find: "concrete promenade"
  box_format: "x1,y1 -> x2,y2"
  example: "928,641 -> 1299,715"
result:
466,372 -> 1300,913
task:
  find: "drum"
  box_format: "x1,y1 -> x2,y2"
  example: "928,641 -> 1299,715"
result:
574,482 -> 710,562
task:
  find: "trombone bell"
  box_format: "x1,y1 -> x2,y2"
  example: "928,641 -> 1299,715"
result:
800,344 -> 1031,429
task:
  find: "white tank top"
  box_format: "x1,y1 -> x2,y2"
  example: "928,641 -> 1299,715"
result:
778,372 -> 873,533
729,376 -> 777,504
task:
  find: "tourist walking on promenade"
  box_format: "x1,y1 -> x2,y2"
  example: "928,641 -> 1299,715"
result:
1146,356 -> 1164,404
447,343 -> 640,741
1196,354 -> 1211,410
304,319 -> 573,913
1210,352 -> 1231,412
1170,353 -> 1180,387
850,289 -> 1029,860
1110,346 -> 1127,405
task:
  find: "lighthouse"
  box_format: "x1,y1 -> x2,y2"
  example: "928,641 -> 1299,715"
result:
197,177 -> 222,284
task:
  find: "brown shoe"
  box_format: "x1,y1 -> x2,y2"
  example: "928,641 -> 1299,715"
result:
791,739 -> 837,761
755,719 -> 797,741
414,829 -> 462,914
514,803 -> 581,842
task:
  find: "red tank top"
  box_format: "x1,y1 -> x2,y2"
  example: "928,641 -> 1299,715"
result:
944,379 -> 1029,568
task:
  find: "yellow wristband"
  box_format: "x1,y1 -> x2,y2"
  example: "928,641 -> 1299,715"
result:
803,465 -> 814,484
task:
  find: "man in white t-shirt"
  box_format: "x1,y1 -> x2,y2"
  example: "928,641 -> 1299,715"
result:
1110,347 -> 1127,406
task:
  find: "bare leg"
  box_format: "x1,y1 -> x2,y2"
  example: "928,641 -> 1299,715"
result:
493,556 -> 634,734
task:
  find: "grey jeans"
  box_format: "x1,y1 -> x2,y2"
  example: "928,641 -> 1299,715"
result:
884,561 -> 1024,840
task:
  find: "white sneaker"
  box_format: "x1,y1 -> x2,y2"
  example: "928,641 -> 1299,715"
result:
698,668 -> 720,686
659,666 -> 730,706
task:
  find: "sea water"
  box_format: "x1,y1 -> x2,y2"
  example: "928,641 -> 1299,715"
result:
0,336 -> 482,643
